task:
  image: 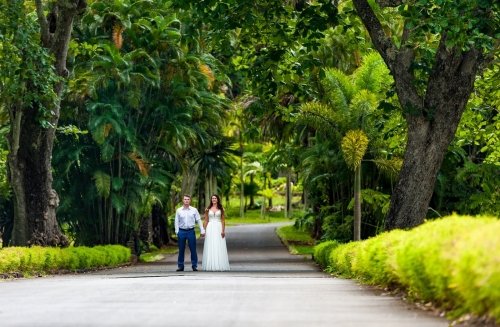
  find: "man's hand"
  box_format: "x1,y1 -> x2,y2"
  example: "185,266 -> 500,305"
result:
201,233 -> 205,238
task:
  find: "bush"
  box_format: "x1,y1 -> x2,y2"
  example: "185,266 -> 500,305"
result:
350,230 -> 406,285
315,214 -> 500,323
0,244 -> 131,277
313,240 -> 340,268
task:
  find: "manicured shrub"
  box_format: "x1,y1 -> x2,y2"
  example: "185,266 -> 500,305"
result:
327,241 -> 359,277
0,244 -> 131,276
313,240 -> 340,268
350,229 -> 405,285
320,214 -> 499,323
451,220 -> 500,320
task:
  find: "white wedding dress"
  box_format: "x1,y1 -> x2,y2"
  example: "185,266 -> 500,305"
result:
202,209 -> 230,271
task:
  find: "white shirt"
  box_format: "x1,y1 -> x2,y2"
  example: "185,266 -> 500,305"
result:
174,205 -> 205,235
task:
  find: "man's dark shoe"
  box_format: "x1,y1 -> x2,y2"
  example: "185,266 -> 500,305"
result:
192,267 -> 198,271
176,268 -> 184,271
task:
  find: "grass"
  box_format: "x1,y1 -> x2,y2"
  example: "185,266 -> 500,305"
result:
276,225 -> 315,256
225,211 -> 292,225
139,245 -> 178,263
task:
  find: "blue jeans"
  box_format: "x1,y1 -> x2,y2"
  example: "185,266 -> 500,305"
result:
177,229 -> 197,269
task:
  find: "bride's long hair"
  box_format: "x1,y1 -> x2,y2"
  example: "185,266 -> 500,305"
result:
205,194 -> 224,214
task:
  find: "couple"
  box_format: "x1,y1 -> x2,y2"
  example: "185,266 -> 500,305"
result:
174,194 -> 230,271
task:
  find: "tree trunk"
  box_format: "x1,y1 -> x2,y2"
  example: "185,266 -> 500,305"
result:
152,204 -> 170,248
8,106 -> 67,246
285,170 -> 292,218
6,1 -> 86,246
386,46 -> 481,229
352,0 -> 483,230
204,171 -> 217,207
353,165 -> 361,241
180,162 -> 199,197
249,174 -> 255,208
268,179 -> 273,208
386,102 -> 470,229
239,132 -> 244,218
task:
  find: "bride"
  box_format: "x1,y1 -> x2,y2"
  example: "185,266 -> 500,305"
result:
202,194 -> 230,271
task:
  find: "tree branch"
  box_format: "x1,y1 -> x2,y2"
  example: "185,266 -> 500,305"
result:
351,0 -> 398,69
34,0 -> 51,46
353,0 -> 423,113
376,0 -> 404,8
51,0 -> 86,78
425,34 -> 482,121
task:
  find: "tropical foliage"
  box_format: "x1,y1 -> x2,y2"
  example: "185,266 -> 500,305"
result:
0,0 -> 497,248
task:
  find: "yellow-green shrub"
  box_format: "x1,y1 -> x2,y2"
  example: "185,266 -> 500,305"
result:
313,240 -> 340,268
451,221 -> 500,320
327,241 -> 359,277
0,244 -> 131,276
350,229 -> 406,285
319,214 -> 500,323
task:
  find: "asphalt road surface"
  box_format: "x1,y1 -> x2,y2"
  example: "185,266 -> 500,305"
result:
0,223 -> 448,327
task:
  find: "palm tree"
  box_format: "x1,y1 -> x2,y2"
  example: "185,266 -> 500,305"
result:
296,53 -> 401,240
55,0 -> 230,245
194,137 -> 239,209
341,130 -> 369,241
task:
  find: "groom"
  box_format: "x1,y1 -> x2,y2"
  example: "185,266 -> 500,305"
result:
174,195 -> 205,271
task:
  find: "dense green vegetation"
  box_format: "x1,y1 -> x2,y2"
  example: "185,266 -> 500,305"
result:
0,1 -> 497,253
0,3 -> 497,324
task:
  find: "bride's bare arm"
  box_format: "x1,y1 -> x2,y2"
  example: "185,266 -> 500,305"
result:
203,209 -> 209,229
221,211 -> 226,238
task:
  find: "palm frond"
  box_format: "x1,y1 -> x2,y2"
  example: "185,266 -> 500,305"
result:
341,130 -> 369,170
353,52 -> 392,95
93,170 -> 111,198
112,24 -> 124,49
322,68 -> 354,111
128,152 -> 150,176
298,102 -> 339,137
111,193 -> 126,214
372,157 -> 403,179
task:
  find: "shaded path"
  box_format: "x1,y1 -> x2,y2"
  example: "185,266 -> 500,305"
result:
0,223 -> 447,326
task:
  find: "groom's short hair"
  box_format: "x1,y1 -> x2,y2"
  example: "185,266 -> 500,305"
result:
183,194 -> 191,199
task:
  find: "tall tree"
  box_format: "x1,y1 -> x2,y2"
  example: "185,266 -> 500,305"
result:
351,0 -> 498,229
1,1 -> 86,246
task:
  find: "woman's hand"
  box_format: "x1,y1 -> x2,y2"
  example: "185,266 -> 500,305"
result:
221,231 -> 225,238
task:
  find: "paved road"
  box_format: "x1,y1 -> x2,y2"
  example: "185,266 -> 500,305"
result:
0,223 -> 448,327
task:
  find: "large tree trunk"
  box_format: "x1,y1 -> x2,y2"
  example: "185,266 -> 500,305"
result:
352,0 -> 483,230
386,70 -> 478,229
7,1 -> 86,246
8,105 -> 66,246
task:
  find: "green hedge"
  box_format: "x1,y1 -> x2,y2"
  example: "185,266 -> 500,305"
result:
314,214 -> 500,323
313,240 -> 340,268
0,245 -> 131,277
